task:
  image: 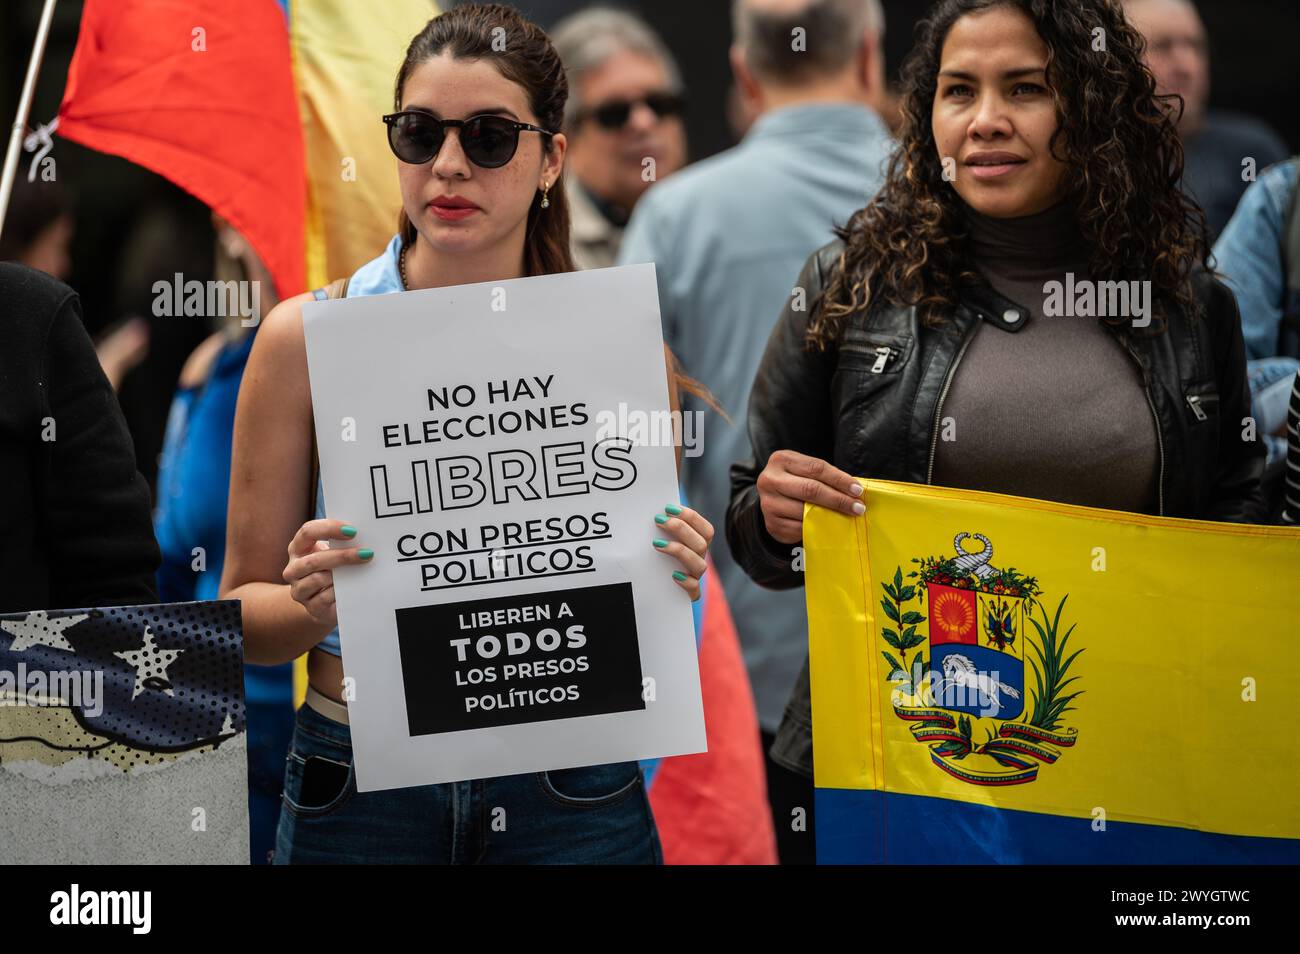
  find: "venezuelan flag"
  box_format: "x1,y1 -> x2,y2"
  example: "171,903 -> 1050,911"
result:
806,481 -> 1300,864
58,0 -> 439,299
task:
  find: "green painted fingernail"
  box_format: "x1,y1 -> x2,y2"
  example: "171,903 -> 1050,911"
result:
358,548 -> 374,561
654,513 -> 669,525
672,571 -> 687,582
653,538 -> 669,548
341,525 -> 357,538
665,504 -> 682,515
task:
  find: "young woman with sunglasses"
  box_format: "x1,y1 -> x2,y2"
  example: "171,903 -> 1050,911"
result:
728,0 -> 1264,795
220,3 -> 713,864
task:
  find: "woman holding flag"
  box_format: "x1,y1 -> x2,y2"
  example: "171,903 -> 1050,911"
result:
220,4 -> 714,864
728,0 -> 1265,805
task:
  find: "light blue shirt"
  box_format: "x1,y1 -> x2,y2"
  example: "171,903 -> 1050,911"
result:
1212,159 -> 1299,361
313,234 -> 405,656
618,102 -> 893,729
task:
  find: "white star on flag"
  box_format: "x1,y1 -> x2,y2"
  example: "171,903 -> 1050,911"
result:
0,610 -> 89,653
114,624 -> 184,700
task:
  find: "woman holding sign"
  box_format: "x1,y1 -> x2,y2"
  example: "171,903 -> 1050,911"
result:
728,0 -> 1264,805
221,4 -> 713,864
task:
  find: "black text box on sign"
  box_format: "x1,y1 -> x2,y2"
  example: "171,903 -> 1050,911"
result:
395,581 -> 646,735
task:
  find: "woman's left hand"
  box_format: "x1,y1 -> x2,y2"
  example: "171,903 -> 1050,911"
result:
652,504 -> 713,601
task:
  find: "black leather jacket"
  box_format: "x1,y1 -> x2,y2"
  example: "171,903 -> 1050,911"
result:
726,238 -> 1266,777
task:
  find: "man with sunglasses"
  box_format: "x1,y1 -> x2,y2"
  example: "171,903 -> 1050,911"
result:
551,8 -> 688,271
617,0 -> 891,866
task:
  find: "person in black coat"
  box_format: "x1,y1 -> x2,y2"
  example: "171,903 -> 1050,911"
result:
727,0 -> 1265,787
0,262 -> 159,612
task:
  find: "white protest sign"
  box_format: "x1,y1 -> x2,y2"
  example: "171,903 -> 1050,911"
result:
302,264 -> 705,791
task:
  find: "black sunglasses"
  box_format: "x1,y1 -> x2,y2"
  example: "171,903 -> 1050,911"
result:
382,111 -> 553,168
579,92 -> 685,130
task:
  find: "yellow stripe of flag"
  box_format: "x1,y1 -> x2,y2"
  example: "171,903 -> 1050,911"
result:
290,0 -> 441,291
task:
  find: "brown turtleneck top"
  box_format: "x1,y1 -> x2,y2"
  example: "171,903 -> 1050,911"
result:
929,202 -> 1160,513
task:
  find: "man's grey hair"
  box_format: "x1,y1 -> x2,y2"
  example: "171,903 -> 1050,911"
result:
551,7 -> 684,129
733,0 -> 884,83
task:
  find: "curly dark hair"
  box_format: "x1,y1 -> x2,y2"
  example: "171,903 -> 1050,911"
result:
808,0 -> 1211,349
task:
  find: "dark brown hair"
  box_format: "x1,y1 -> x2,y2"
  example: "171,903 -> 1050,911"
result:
394,3 -> 574,277
808,0 -> 1210,348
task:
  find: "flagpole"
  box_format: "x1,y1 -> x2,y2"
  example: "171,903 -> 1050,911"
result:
0,0 -> 60,236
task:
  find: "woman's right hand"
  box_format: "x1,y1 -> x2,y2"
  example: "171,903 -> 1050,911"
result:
283,519 -> 374,628
756,449 -> 866,545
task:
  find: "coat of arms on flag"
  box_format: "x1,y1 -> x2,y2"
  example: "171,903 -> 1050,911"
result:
807,480 -> 1300,864
0,601 -> 249,864
883,532 -> 1080,786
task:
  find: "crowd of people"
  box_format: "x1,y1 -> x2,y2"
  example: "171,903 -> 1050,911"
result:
2,0 -> 1297,865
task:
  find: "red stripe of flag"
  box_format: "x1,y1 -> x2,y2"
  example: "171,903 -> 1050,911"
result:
58,0 -> 306,298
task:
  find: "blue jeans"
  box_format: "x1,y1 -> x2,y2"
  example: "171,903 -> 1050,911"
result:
1248,356 -> 1299,478
273,702 -> 662,864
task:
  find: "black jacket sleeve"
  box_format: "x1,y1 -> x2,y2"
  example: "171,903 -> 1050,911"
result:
726,246 -> 839,590
39,292 -> 160,608
1204,276 -> 1268,523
